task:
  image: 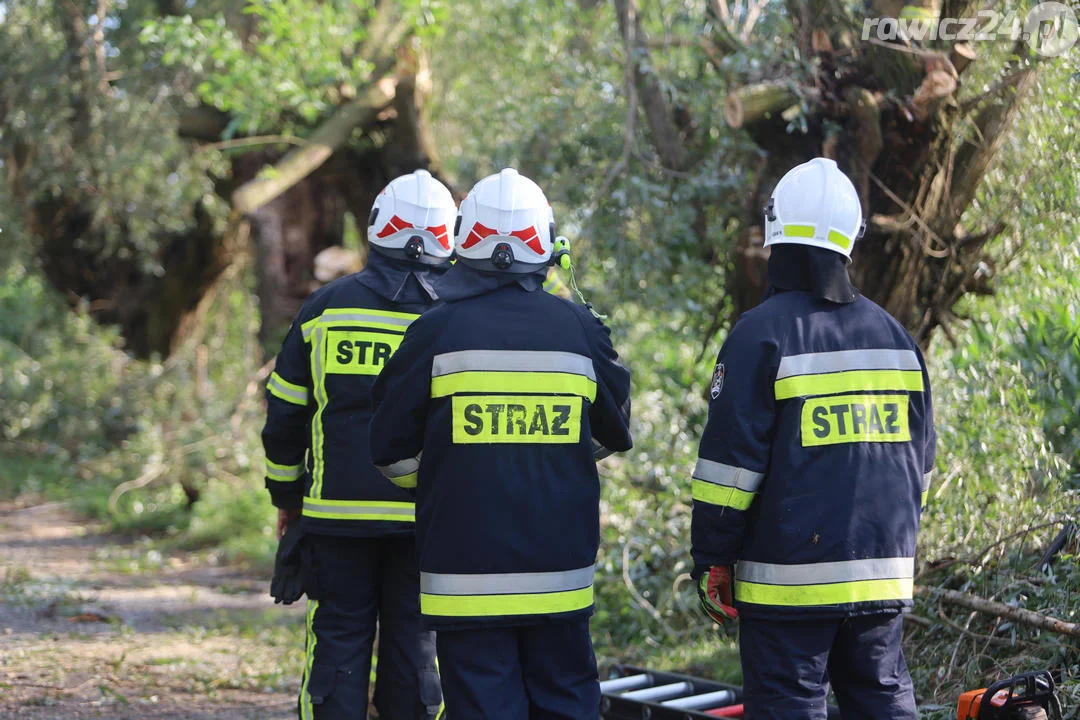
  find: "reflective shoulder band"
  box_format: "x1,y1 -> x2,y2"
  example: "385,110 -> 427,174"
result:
691,459 -> 764,511
266,459 -> 304,483
735,557 -> 914,607
376,456 -> 420,489
268,372 -> 310,406
775,348 -> 923,400
420,565 -> 595,618
301,308 -> 417,341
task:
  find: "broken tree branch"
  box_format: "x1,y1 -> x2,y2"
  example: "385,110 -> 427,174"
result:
231,77 -> 396,215
917,585 -> 1080,639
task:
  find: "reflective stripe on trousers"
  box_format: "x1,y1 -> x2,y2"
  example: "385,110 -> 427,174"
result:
420,565 -> 596,617
735,557 -> 914,607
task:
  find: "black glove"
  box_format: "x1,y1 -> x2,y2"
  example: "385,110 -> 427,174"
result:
270,521 -> 307,605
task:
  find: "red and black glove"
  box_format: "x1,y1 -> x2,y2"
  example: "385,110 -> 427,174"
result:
697,565 -> 739,625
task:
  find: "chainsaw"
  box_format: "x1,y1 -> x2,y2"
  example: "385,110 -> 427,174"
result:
957,670 -> 1060,720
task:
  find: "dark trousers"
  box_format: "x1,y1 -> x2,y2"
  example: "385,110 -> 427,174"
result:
435,618 -> 599,720
739,612 -> 916,720
299,535 -> 440,720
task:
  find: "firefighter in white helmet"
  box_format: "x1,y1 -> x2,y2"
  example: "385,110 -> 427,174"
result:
691,158 -> 935,719
264,169 -> 456,719
370,168 -> 633,718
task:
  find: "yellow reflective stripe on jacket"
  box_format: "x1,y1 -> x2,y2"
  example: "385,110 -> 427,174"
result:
301,308 -> 417,341
775,369 -> 924,400
921,471 -> 932,507
420,565 -> 595,617
268,371 -> 310,406
775,349 -> 923,399
431,372 -> 597,401
736,578 -> 914,606
430,350 -> 597,401
421,587 -> 594,617
309,326 -> 329,499
302,498 -> 415,522
266,459 -> 304,483
692,479 -> 755,510
734,557 -> 914,606
691,459 -> 763,510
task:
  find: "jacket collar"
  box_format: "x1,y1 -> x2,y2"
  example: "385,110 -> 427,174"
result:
434,262 -> 546,303
355,252 -> 450,304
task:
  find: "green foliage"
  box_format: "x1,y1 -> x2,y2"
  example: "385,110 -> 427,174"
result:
0,0 -> 226,273
2,0 -> 1080,708
141,1 -> 377,134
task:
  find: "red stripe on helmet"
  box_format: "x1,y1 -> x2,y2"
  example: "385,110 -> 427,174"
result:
462,222 -> 497,249
376,214 -> 414,239
427,224 -> 451,250
510,227 -> 544,255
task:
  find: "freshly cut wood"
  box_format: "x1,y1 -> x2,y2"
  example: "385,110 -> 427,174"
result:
911,69 -> 957,120
232,78 -> 396,215
917,585 -> 1080,639
724,82 -> 797,128
949,42 -> 977,75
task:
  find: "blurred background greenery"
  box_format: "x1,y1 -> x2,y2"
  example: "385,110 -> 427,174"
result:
1,0 -> 1078,714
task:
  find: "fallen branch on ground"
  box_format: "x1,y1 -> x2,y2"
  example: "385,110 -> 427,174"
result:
917,585 -> 1080,639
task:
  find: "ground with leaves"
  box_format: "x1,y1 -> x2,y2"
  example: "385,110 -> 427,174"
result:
0,502 -> 304,719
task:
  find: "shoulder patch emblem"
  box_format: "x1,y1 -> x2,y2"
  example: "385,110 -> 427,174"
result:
710,362 -> 726,399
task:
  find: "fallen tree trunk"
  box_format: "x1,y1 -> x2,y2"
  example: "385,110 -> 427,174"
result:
917,585 -> 1080,639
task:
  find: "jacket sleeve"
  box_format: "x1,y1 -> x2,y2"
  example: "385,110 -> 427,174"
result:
369,315 -> 435,489
584,314 -> 633,457
690,316 -> 779,576
261,315 -> 314,510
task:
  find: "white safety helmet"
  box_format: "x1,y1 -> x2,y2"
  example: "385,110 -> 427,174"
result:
763,157 -> 865,262
454,168 -> 556,274
367,170 -> 457,266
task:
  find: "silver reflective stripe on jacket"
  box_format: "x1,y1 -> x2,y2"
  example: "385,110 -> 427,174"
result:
421,565 -> 596,596
736,557 -> 915,586
776,349 -> 920,379
376,456 -> 420,479
921,471 -> 933,491
692,458 -> 765,492
431,350 -> 596,380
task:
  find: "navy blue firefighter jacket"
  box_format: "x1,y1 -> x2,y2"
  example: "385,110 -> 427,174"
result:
690,288 -> 936,620
261,253 -> 448,537
368,265 -> 633,630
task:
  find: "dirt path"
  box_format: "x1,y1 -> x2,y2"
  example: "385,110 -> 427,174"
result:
0,502 -> 305,719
